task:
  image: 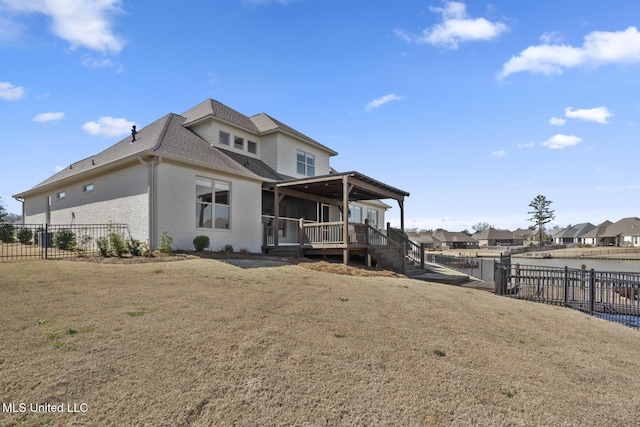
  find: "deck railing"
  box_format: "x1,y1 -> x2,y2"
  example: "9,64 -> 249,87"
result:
301,221 -> 368,245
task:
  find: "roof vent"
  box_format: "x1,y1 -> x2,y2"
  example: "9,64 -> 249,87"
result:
91,159 -> 95,166
131,125 -> 137,142
69,164 -> 73,170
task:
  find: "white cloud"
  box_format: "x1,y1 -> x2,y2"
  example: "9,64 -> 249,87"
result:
0,81 -> 25,100
541,134 -> 582,150
517,142 -> 535,148
81,56 -> 115,68
492,150 -> 506,158
33,111 -> 64,123
565,106 -> 613,124
365,94 -> 404,112
396,1 -> 508,49
1,0 -> 125,53
549,117 -> 566,126
539,31 -> 564,45
82,116 -> 133,137
500,26 -> 640,78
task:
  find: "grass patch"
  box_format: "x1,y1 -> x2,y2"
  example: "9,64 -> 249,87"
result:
434,350 -> 446,357
501,390 -> 516,399
334,333 -> 346,338
126,307 -> 148,317
338,297 -> 349,302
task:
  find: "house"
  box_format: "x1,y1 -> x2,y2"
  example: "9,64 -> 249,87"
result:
406,231 -> 442,250
552,223 -> 596,246
600,217 -> 640,247
432,229 -> 478,250
581,220 -> 613,247
13,99 -> 410,268
472,228 -> 524,247
514,228 -> 537,246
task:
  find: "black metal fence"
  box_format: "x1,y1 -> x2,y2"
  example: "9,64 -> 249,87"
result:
427,253 -> 497,282
0,223 -> 130,260
495,260 -> 640,329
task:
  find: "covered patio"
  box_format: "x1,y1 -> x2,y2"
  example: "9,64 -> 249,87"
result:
262,171 -> 410,267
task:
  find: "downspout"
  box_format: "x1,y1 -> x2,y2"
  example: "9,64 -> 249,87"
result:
13,196 -> 24,225
138,155 -> 162,249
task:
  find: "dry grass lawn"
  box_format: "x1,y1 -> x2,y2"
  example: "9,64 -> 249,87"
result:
1,258 -> 640,426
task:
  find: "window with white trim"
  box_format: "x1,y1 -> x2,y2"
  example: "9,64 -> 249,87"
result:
248,140 -> 257,154
56,191 -> 66,199
296,150 -> 315,176
219,131 -> 230,146
366,208 -> 378,228
234,136 -> 244,150
83,184 -> 94,192
196,178 -> 231,229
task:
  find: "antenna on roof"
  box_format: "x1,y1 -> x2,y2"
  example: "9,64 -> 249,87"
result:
131,125 -> 137,143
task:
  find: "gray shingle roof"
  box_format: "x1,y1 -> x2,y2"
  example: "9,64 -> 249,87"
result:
216,148 -> 293,181
581,220 -> 613,238
602,217 -> 640,237
554,223 -> 596,239
472,228 -> 520,240
16,113 -> 261,196
182,99 -> 337,155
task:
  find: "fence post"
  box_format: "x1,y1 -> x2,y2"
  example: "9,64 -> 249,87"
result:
420,243 -> 425,269
563,266 -> 568,307
589,268 -> 595,315
44,223 -> 48,260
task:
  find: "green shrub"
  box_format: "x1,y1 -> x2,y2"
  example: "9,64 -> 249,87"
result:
128,238 -> 142,256
97,236 -> 109,257
109,230 -> 128,257
53,228 -> 76,250
17,227 -> 33,244
0,223 -> 15,243
158,230 -> 173,254
221,244 -> 234,254
193,235 -> 210,252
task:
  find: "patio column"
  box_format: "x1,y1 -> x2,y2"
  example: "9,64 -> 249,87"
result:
274,185 -> 279,248
398,198 -> 406,274
342,175 -> 349,265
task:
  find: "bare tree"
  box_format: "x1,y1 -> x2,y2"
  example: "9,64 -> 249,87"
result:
471,222 -> 491,233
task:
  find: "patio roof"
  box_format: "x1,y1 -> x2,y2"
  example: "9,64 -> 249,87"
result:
262,171 -> 409,204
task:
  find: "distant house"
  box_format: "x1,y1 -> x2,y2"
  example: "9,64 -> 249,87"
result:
13,99 -> 409,263
472,228 -> 524,247
406,231 -> 442,250
552,223 -> 596,246
514,228 -> 537,246
432,229 -> 478,249
600,217 -> 640,247
581,220 -> 613,247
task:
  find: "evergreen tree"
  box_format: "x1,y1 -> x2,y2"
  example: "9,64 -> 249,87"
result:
0,197 -> 7,222
527,195 -> 555,246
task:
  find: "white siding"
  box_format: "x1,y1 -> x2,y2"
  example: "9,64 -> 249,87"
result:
155,162 -> 263,253
275,134 -> 331,177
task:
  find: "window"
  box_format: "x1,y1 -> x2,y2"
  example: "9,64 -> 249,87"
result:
196,178 -> 231,229
296,150 -> 315,177
234,136 -> 244,150
248,140 -> 257,154
219,131 -> 230,146
350,206 -> 362,223
366,208 -> 378,228
83,184 -> 94,192
56,192 -> 66,199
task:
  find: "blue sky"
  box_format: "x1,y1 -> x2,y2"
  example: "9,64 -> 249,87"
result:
1,0 -> 639,232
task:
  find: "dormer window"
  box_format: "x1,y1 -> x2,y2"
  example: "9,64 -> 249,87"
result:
234,136 -> 244,150
248,140 -> 257,154
219,131 -> 230,146
297,150 -> 315,177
